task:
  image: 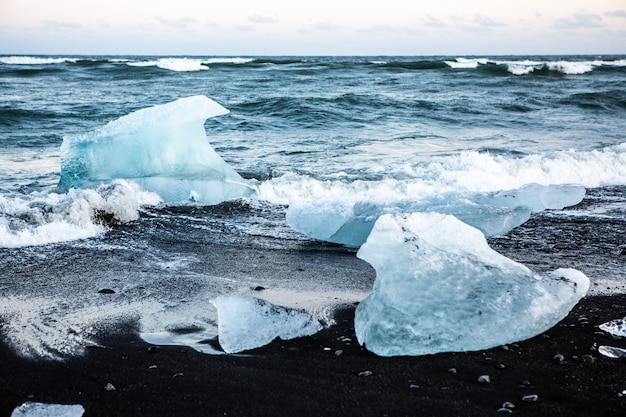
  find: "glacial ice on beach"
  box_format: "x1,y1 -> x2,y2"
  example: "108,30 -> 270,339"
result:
354,212 -> 589,357
213,296 -> 322,354
599,317 -> 626,337
59,95 -> 253,204
11,402 -> 84,417
286,183 -> 585,247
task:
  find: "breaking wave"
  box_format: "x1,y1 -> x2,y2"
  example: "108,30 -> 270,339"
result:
258,143 -> 626,205
0,180 -> 161,248
1,55 -> 625,75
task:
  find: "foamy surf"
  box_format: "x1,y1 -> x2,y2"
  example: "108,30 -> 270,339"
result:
0,180 -> 161,248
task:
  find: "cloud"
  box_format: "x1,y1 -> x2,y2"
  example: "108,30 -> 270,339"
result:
234,24 -> 255,32
422,15 -> 447,28
472,14 -> 506,28
156,17 -> 198,29
358,25 -> 398,34
553,13 -> 603,29
40,20 -> 81,31
248,14 -> 278,24
448,14 -> 506,32
605,10 -> 626,19
312,22 -> 341,31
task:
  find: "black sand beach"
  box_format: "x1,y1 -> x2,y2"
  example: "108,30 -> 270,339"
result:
1,294 -> 626,417
2,188 -> 626,417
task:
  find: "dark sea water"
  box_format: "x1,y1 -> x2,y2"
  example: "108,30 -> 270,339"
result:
1,55 -> 625,358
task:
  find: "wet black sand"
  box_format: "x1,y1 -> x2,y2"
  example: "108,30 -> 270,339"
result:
1,294 -> 626,417
2,188 -> 626,416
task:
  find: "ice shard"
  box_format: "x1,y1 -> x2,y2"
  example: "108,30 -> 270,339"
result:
11,402 -> 84,417
354,212 -> 589,357
286,183 -> 585,247
213,296 -> 322,354
59,95 -> 254,204
599,317 -> 626,337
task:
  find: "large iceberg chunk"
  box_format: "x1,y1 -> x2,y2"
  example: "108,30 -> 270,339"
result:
59,95 -> 254,204
354,212 -> 589,357
213,296 -> 322,354
286,183 -> 585,247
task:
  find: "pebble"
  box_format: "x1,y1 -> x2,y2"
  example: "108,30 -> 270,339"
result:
98,288 -> 115,294
148,365 -> 157,370
173,373 -> 184,378
553,353 -> 565,362
477,375 -> 491,384
496,408 -> 513,414
496,363 -> 506,370
522,394 -> 539,402
358,370 -> 373,377
147,346 -> 160,354
104,383 -> 116,392
447,367 -> 457,374
581,354 -> 595,365
334,350 -> 344,356
502,402 -> 516,409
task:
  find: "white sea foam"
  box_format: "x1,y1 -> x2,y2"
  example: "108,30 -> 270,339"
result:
259,143 -> 626,206
444,57 -> 624,75
444,57 -> 489,69
204,57 -> 255,64
126,58 -> 209,72
0,56 -> 78,65
0,180 -> 161,248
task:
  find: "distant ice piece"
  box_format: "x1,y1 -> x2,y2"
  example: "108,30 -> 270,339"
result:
213,296 -> 322,354
286,183 -> 585,247
598,345 -> 626,359
354,212 -> 589,357
11,402 -> 84,417
59,95 -> 254,204
599,317 -> 626,337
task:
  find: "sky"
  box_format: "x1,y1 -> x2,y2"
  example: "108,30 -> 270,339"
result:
1,0 -> 625,56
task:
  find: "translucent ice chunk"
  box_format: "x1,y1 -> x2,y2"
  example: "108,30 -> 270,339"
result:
59,95 -> 254,204
213,296 -> 322,354
354,212 -> 589,357
287,184 -> 584,247
598,345 -> 626,359
599,317 -> 626,337
11,402 -> 84,417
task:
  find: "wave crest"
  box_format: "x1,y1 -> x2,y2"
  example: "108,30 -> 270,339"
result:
0,180 -> 161,248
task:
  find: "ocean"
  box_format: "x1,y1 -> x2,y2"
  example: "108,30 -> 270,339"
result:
1,55 -> 625,359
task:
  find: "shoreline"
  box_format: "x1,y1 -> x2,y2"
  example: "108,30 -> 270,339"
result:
2,294 -> 626,416
2,187 -> 626,416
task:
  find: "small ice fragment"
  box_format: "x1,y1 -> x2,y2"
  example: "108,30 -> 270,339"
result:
599,317 -> 626,337
354,212 -> 589,357
598,345 -> 626,359
11,402 -> 84,417
213,296 -> 322,354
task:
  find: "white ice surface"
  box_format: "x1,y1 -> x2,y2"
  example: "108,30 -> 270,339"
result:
599,317 -> 626,337
354,212 -> 589,357
213,296 -> 322,354
286,184 -> 585,247
11,402 -> 84,417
